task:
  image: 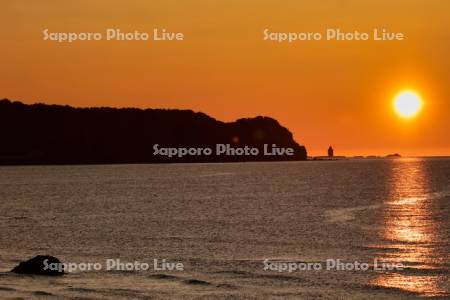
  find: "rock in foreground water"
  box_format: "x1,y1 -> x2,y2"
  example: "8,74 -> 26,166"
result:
11,255 -> 64,276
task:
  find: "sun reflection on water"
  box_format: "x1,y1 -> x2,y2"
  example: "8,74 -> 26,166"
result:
371,158 -> 448,297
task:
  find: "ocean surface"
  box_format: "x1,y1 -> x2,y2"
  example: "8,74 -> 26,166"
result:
0,158 -> 449,299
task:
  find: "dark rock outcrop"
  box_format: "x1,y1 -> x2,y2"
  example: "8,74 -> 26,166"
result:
11,255 -> 64,276
0,99 -> 307,164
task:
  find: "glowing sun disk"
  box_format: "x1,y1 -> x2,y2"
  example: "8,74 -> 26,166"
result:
393,90 -> 423,118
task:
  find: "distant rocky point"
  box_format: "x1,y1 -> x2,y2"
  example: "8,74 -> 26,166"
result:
386,153 -> 401,158
0,99 -> 307,164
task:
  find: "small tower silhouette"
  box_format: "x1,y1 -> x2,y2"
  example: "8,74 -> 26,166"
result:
328,146 -> 334,158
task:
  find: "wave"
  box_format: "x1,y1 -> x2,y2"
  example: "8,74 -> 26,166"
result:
148,273 -> 180,280
183,279 -> 211,286
324,204 -> 382,223
197,172 -> 234,177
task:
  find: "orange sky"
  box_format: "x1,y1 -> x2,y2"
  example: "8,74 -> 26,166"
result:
1,0 -> 449,156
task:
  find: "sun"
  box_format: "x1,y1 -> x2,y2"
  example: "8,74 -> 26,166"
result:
393,90 -> 423,118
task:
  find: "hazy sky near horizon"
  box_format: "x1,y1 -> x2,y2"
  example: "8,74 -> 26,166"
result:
1,0 -> 449,156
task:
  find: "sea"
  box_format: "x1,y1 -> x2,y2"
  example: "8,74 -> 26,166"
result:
0,158 -> 449,299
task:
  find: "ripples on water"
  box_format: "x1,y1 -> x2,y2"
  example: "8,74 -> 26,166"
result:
0,158 -> 448,299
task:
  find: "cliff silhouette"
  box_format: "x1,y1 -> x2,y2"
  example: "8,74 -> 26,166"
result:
0,99 -> 307,165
